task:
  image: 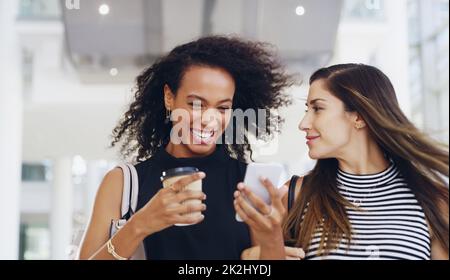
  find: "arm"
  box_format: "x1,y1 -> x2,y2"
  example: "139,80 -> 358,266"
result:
238,177 -> 306,260
78,168 -> 147,259
431,238 -> 448,260
431,199 -> 449,260
241,245 -> 305,260
78,169 -> 207,260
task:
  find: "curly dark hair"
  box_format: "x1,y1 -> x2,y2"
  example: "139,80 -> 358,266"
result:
111,35 -> 295,162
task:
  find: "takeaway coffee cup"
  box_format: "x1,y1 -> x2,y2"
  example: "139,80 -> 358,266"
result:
160,167 -> 203,226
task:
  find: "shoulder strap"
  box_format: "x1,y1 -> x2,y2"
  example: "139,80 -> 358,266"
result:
116,163 -> 139,219
117,163 -> 131,218
125,163 -> 139,214
287,175 -> 301,242
288,175 -> 299,212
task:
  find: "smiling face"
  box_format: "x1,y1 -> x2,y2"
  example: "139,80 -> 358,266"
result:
299,79 -> 362,160
164,65 -> 235,157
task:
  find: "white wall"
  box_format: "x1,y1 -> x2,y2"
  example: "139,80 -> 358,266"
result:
332,0 -> 410,116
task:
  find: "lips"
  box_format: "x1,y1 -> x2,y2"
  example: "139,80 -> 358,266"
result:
306,135 -> 320,145
190,128 -> 217,145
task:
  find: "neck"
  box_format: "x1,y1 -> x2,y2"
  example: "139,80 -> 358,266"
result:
337,136 -> 389,175
165,142 -> 216,158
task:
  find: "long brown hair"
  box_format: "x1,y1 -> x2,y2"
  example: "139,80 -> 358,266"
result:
283,63 -> 449,256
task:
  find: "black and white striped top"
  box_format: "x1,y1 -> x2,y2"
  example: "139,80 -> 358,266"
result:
305,162 -> 431,260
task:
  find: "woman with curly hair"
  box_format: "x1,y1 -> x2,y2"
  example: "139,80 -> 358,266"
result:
78,36 -> 294,260
236,64 -> 449,260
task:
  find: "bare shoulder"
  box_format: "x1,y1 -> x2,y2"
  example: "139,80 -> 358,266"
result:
82,167 -> 126,236
95,167 -> 124,207
101,168 -> 124,189
293,176 -> 304,200
92,167 -> 122,197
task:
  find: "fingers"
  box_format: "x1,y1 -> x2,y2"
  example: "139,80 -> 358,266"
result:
237,183 -> 271,215
241,246 -> 261,260
260,177 -> 284,210
170,172 -> 206,192
234,190 -> 271,229
176,190 -> 206,203
169,202 -> 207,215
299,248 -> 305,259
175,213 -> 205,225
236,181 -> 285,225
233,196 -> 258,229
284,246 -> 305,259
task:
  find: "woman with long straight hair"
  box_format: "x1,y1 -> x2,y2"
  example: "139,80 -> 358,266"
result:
236,63 -> 449,260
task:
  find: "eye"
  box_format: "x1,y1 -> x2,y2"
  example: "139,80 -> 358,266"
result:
188,101 -> 203,108
305,106 -> 323,113
218,107 -> 231,113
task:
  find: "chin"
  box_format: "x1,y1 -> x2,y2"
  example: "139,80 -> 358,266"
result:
308,149 -> 324,160
309,148 -> 337,160
186,143 -> 216,155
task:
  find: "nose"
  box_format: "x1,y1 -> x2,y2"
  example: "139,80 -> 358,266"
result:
201,108 -> 221,128
298,114 -> 311,132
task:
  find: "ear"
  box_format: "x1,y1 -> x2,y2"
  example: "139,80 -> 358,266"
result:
354,113 -> 366,129
163,84 -> 175,110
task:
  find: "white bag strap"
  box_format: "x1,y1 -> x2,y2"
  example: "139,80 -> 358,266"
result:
110,164 -> 146,260
116,163 -> 139,218
125,163 -> 139,214
117,163 -> 132,218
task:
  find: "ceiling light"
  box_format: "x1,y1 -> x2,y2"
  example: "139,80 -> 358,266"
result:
99,4 -> 110,15
295,6 -> 306,16
109,68 -> 118,76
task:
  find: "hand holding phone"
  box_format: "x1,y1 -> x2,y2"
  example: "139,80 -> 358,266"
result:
236,162 -> 285,222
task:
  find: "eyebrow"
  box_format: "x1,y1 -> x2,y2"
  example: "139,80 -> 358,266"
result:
305,98 -> 326,106
187,94 -> 233,104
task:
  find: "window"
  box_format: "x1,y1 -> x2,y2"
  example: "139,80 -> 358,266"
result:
408,0 -> 449,141
19,223 -> 50,260
21,162 -> 51,182
342,0 -> 386,22
18,0 -> 61,20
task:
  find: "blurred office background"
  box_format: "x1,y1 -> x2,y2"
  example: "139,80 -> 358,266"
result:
0,0 -> 448,259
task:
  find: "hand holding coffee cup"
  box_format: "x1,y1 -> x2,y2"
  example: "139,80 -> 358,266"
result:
132,170 -> 206,235
161,167 -> 205,226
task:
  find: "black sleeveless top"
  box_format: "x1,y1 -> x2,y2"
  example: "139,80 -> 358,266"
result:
134,145 -> 251,260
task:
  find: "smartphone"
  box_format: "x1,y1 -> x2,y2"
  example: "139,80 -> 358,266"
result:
236,162 -> 285,222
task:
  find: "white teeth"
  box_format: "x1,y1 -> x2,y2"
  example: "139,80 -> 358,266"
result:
192,129 -> 214,139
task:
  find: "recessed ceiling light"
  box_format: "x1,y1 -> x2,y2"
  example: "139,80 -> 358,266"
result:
295,6 -> 306,16
109,68 -> 118,76
295,6 -> 305,16
99,4 -> 110,15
